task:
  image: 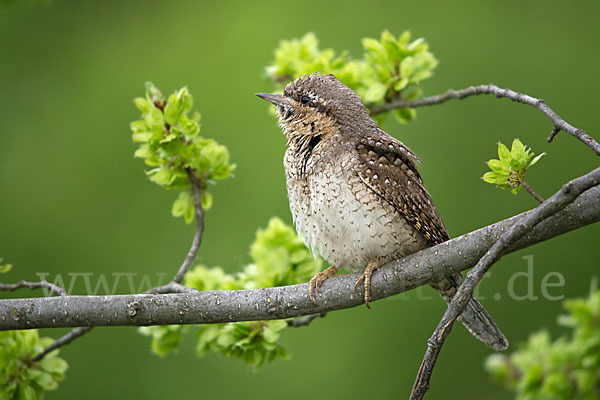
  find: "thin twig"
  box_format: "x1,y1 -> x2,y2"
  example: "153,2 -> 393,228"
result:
173,167 -> 205,284
32,327 -> 91,362
409,166 -> 600,400
369,84 -> 600,157
287,313 -> 327,328
521,181 -> 544,203
29,167 -> 206,361
0,280 -> 67,296
148,282 -> 198,294
548,125 -> 561,143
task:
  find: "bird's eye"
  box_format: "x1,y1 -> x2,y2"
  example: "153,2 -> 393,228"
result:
301,95 -> 310,105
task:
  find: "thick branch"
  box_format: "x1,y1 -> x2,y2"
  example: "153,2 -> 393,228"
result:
369,84 -> 600,156
410,166 -> 600,399
1,183 -> 598,331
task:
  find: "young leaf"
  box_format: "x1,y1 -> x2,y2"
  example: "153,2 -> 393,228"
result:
0,263 -> 12,274
483,139 -> 545,196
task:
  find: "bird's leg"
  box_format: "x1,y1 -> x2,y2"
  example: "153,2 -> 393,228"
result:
355,257 -> 386,309
308,265 -> 339,305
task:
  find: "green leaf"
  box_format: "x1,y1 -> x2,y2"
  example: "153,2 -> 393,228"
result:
30,370 -> 57,391
130,120 -> 149,133
363,82 -> 387,103
171,192 -> 191,217
487,159 -> 509,173
362,38 -> 385,56
0,263 -> 12,274
528,152 -> 546,167
393,107 -> 416,124
148,167 -> 175,186
163,101 -> 181,126
511,138 -> 525,160
483,171 -> 506,185
201,192 -> 213,210
497,143 -> 511,163
39,356 -> 68,375
17,383 -> 36,400
184,202 -> 195,224
262,326 -> 279,344
132,131 -> 153,143
393,77 -> 409,92
133,144 -> 152,159
134,97 -> 152,113
400,56 -> 414,80
145,81 -> 163,102
159,133 -> 177,144
144,107 -> 164,129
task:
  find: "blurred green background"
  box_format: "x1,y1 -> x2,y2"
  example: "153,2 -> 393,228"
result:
1,1 -> 599,399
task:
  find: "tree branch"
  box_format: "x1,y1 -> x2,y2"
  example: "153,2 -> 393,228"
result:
32,327 -> 91,362
1,179 -> 598,331
409,166 -> 600,399
149,282 -> 198,294
172,168 -> 205,284
369,84 -> 600,157
287,313 -> 327,328
521,181 -> 544,204
0,280 -> 67,297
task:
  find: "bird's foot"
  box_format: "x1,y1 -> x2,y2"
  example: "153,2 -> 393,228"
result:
308,266 -> 339,305
355,257 -> 385,309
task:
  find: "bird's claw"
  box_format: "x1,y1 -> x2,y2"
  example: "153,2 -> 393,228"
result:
308,266 -> 339,305
354,270 -> 373,309
354,258 -> 385,309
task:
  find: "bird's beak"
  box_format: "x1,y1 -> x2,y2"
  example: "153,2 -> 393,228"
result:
256,93 -> 290,107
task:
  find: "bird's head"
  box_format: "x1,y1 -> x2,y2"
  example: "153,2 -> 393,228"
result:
257,73 -> 372,136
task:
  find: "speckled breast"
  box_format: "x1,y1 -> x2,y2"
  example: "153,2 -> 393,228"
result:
284,135 -> 427,271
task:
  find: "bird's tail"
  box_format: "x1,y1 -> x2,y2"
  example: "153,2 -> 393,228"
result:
432,273 -> 508,351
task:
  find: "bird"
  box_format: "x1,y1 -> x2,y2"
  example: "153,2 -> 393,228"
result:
257,73 -> 508,351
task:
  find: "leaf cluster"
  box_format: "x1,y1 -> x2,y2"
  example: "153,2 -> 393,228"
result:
0,330 -> 67,400
265,31 -> 438,124
482,139 -> 545,194
486,285 -> 600,399
139,217 -> 323,370
130,83 -> 235,221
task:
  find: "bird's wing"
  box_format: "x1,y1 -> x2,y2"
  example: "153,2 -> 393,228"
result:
354,134 -> 449,245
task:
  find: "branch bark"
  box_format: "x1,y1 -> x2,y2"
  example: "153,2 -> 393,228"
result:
1,181 -> 598,331
369,84 -> 600,156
